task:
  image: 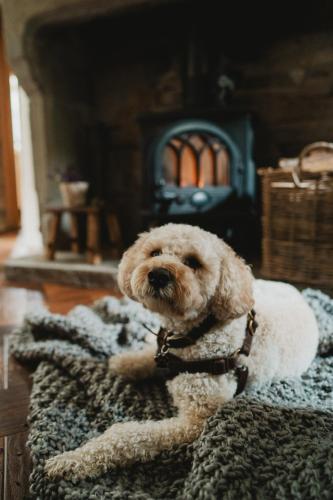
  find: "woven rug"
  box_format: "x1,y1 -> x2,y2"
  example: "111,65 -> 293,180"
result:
10,288 -> 333,500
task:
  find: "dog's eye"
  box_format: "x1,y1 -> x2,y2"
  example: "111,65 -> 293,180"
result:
150,249 -> 162,257
184,255 -> 201,270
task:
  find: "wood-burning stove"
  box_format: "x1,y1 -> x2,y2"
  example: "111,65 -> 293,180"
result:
146,120 -> 255,216
141,116 -> 257,248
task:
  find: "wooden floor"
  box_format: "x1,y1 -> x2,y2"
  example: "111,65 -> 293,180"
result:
0,249 -> 118,499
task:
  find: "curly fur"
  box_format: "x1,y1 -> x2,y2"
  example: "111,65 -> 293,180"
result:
45,223 -> 319,479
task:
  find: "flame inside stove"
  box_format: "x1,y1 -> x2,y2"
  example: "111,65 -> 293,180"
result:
180,146 -> 196,187
163,135 -> 230,188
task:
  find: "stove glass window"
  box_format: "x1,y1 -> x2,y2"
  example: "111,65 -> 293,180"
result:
162,133 -> 230,188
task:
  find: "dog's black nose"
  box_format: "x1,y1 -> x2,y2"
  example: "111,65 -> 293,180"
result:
148,268 -> 171,289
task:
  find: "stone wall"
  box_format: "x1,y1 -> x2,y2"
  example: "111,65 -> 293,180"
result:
27,5 -> 185,241
231,31 -> 333,163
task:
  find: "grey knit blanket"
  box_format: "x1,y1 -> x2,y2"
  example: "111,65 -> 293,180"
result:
10,289 -> 333,500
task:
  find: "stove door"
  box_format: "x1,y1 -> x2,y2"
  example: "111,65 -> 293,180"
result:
149,120 -> 243,215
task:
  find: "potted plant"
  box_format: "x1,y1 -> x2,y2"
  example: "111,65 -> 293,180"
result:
56,165 -> 89,207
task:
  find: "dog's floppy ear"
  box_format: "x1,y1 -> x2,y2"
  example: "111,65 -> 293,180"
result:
117,231 -> 149,299
211,239 -> 254,321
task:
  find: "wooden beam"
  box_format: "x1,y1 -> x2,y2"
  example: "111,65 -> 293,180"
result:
0,19 -> 19,230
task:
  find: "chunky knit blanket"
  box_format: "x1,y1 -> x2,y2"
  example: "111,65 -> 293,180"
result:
10,289 -> 333,500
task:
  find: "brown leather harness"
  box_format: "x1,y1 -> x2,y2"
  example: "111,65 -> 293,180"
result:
153,310 -> 258,396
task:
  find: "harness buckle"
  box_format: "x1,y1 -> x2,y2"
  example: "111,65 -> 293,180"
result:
231,348 -> 241,358
248,310 -> 258,335
160,343 -> 169,355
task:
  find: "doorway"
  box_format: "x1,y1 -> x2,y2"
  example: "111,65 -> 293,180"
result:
0,16 -> 42,258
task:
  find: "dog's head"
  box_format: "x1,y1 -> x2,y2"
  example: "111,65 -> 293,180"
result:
118,224 -> 253,322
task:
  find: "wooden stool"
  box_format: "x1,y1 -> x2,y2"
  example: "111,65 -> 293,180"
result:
44,205 -> 122,264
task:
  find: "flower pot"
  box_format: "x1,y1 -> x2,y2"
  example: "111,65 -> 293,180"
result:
59,182 -> 89,207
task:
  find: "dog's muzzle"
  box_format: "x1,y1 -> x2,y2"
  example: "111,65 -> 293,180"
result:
148,268 -> 172,289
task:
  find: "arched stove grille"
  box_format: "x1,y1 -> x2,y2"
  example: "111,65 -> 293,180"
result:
163,132 -> 230,188
145,119 -> 251,216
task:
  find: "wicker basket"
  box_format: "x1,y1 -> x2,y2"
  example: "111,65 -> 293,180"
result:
259,142 -> 333,287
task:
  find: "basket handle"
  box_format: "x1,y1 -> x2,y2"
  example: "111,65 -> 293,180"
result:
292,141 -> 333,187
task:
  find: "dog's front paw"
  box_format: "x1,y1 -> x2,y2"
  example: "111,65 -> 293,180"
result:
45,450 -> 100,480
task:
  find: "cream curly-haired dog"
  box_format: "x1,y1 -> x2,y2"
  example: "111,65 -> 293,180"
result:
46,223 -> 318,479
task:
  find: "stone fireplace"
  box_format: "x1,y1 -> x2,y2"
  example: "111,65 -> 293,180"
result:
3,0 -> 333,249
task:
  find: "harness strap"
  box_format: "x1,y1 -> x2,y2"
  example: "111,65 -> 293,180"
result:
155,309 -> 258,396
158,313 -> 218,349
156,351 -> 238,375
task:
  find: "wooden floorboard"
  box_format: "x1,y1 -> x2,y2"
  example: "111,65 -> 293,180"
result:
0,389 -> 30,438
0,326 -> 31,440
5,431 -> 31,500
0,436 -> 4,500
43,282 -> 119,314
